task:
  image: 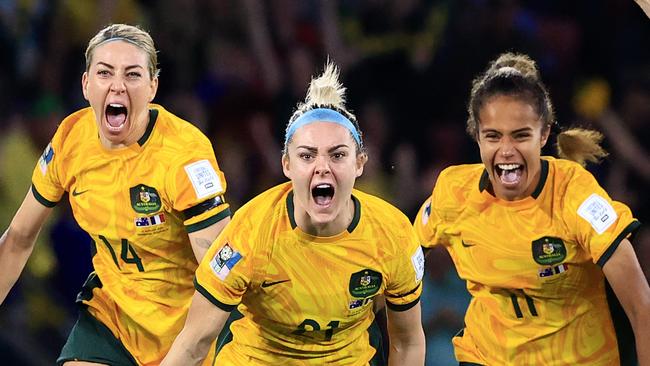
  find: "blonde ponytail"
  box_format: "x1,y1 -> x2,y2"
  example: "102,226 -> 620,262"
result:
556,128 -> 608,166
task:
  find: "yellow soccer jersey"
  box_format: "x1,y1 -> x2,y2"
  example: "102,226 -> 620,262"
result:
415,157 -> 640,366
31,104 -> 230,366
195,182 -> 424,366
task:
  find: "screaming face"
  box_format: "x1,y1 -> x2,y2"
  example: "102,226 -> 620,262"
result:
82,40 -> 158,149
283,121 -> 366,236
477,95 -> 549,201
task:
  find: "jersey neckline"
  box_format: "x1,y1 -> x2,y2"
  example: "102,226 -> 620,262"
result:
285,190 -> 361,241
477,158 -> 549,206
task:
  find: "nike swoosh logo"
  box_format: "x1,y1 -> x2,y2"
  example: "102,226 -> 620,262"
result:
261,279 -> 290,288
72,188 -> 89,197
461,240 -> 476,248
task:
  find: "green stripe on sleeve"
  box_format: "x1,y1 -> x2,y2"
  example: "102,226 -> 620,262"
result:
185,208 -> 231,233
194,277 -> 238,312
31,185 -> 59,207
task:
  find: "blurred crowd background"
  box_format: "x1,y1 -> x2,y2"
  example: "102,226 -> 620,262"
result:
1,0 -> 649,365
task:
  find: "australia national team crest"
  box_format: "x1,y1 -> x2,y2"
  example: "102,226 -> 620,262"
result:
349,269 -> 382,298
130,184 -> 162,213
532,236 -> 567,265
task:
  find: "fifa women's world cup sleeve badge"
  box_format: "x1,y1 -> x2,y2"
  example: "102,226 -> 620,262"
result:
210,243 -> 243,281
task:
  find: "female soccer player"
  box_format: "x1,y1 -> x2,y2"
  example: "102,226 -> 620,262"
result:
162,62 -> 426,366
0,24 -> 231,365
415,52 -> 649,365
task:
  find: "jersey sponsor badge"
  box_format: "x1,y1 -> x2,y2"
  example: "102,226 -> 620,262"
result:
129,184 -> 162,213
349,269 -> 382,298
577,193 -> 617,234
210,243 -> 243,281
184,159 -> 222,200
411,246 -> 425,282
531,236 -> 566,265
38,142 -> 55,175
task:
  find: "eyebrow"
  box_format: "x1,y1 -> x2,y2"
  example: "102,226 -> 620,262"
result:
481,127 -> 533,134
96,62 -> 145,71
295,144 -> 350,153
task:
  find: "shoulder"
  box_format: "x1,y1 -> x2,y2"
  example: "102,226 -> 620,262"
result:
233,182 -> 292,223
545,157 -> 600,194
353,189 -> 412,228
54,107 -> 96,143
432,163 -> 485,206
150,104 -> 212,147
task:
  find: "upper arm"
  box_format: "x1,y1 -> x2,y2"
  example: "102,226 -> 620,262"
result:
10,188 -> 54,241
602,239 -> 650,322
183,290 -> 232,344
188,216 -> 231,262
386,301 -> 424,342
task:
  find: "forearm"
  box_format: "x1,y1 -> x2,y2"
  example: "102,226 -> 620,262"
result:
161,328 -> 212,366
387,333 -> 426,366
632,305 -> 650,365
0,227 -> 39,304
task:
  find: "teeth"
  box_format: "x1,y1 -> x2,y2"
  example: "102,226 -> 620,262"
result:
316,184 -> 332,189
109,103 -> 125,108
497,164 -> 521,170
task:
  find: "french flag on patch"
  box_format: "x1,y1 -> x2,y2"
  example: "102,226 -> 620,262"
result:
150,213 -> 165,225
554,263 -> 568,274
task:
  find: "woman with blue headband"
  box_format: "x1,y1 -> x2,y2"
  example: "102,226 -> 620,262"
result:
163,62 -> 426,366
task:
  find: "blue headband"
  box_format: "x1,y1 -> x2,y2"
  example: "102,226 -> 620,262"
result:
285,108 -> 361,146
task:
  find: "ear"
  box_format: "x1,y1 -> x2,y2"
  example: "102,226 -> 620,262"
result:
148,77 -> 159,103
540,125 -> 551,147
355,153 -> 368,177
81,72 -> 89,101
282,154 -> 291,179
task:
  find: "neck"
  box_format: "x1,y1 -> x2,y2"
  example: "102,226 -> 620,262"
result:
296,197 -> 354,237
99,109 -> 149,149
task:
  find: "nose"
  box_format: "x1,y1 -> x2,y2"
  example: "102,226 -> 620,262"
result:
110,80 -> 126,94
500,138 -> 514,158
314,155 -> 331,176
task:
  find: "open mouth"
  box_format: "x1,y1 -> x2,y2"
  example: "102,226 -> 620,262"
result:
312,183 -> 335,206
495,163 -> 523,185
105,103 -> 128,131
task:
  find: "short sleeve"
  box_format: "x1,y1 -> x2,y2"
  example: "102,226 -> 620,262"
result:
194,215 -> 254,312
564,168 -> 640,267
166,141 -> 230,233
414,182 -> 447,249
384,224 -> 424,312
31,129 -> 66,207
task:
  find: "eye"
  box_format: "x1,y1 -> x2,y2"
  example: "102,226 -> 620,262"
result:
331,151 -> 347,160
484,133 -> 499,141
299,152 -> 313,161
126,71 -> 142,79
515,132 -> 531,140
97,69 -> 110,77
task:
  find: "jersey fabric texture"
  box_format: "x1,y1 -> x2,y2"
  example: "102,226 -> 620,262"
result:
414,157 -> 640,366
195,182 -> 424,366
32,104 -> 229,366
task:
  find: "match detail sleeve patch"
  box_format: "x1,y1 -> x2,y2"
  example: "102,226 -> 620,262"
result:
38,142 -> 55,175
577,193 -> 617,235
184,159 -> 222,200
411,246 -> 425,282
210,243 -> 243,281
421,200 -> 432,225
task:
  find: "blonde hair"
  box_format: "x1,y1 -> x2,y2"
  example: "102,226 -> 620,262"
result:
556,128 -> 608,166
469,52 -> 608,166
85,24 -> 159,79
284,61 -> 364,154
